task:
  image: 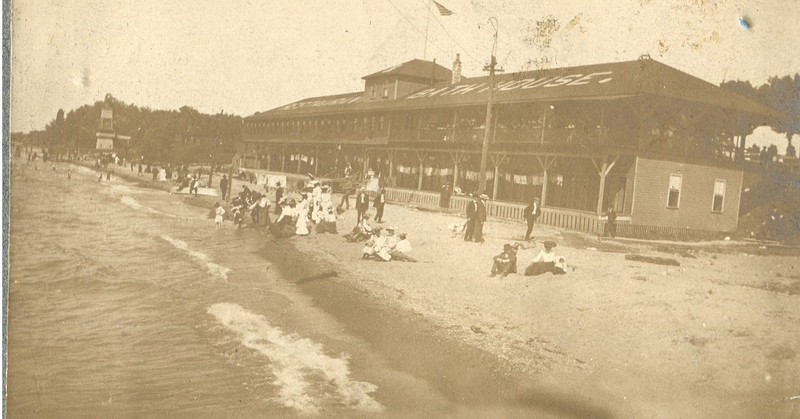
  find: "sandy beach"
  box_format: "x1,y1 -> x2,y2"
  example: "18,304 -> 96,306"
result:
76,162 -> 800,417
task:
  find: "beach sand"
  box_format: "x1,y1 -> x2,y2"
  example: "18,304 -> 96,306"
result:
289,197 -> 800,417
80,162 -> 800,417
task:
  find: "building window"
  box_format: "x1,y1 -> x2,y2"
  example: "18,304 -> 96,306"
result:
383,84 -> 389,99
379,116 -> 385,131
667,173 -> 682,208
712,179 -> 726,213
371,85 -> 376,99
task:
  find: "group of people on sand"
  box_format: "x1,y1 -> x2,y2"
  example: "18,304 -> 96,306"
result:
221,179 -> 340,239
490,240 -> 568,278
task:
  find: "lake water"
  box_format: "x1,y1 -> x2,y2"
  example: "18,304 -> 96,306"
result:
7,161 -> 456,417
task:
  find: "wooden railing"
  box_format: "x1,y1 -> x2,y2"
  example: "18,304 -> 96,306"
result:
236,168 -> 728,239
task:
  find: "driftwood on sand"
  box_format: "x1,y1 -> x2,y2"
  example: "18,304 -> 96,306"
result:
624,254 -> 681,266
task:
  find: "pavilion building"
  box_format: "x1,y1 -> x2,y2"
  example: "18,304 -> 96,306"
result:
239,56 -> 781,237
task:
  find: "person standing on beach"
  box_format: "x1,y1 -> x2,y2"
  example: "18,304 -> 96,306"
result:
355,187 -> 369,225
338,176 -> 353,211
524,197 -> 541,241
214,203 -> 225,230
220,175 -> 229,201
274,182 -> 284,214
190,176 -> 199,196
440,184 -> 452,208
474,194 -> 488,243
604,206 -> 617,238
374,187 -> 387,223
464,193 -> 477,241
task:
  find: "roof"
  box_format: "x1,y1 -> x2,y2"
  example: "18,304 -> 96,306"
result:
362,59 -> 451,81
245,59 -> 782,122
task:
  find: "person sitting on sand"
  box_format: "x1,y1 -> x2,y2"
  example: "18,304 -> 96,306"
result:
270,200 -> 296,238
362,227 -> 385,259
316,208 -> 339,234
491,243 -> 518,277
390,233 -> 418,262
344,212 -> 373,242
524,240 -> 565,276
372,226 -> 398,261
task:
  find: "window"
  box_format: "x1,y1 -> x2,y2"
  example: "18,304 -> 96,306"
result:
383,84 -> 389,99
712,179 -> 726,213
371,85 -> 376,99
667,173 -> 682,208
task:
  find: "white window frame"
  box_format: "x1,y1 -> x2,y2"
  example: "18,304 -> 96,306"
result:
667,173 -> 682,209
711,179 -> 726,213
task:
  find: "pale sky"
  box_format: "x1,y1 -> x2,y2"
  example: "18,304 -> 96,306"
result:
9,0 -> 800,149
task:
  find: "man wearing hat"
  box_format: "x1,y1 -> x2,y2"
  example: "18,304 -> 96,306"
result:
473,194 -> 488,243
524,197 -> 542,241
464,193 -> 477,242
355,186 -> 370,225
491,243 -> 518,277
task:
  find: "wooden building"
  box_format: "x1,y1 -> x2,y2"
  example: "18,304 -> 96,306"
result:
240,56 -> 781,236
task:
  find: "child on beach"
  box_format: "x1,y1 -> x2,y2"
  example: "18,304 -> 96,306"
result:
214,202 -> 225,230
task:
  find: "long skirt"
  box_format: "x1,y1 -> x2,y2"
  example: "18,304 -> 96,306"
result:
525,261 -> 555,276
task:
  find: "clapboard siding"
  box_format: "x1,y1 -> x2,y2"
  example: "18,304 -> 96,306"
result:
630,157 -> 742,232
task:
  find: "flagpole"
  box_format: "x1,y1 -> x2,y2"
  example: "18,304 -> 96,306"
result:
423,1 -> 431,60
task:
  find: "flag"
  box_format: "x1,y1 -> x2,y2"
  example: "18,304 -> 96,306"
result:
433,1 -> 454,16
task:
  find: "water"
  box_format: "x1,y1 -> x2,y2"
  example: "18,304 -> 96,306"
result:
7,162 -> 451,417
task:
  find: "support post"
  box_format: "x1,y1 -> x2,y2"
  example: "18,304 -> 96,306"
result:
490,153 -> 506,200
592,155 -> 618,214
536,155 -> 555,207
313,146 -> 320,176
281,145 -> 286,172
416,151 -> 427,191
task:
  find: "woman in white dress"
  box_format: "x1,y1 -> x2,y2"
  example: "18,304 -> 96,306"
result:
295,193 -> 310,236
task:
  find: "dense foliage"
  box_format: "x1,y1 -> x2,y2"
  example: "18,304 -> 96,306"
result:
13,94 -> 243,165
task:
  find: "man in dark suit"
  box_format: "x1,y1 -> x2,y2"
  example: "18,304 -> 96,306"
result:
524,197 -> 541,241
355,186 -> 369,225
374,187 -> 387,223
464,193 -> 477,242
474,194 -> 488,242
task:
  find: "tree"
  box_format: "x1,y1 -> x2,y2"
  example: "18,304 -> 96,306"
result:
721,74 -> 800,143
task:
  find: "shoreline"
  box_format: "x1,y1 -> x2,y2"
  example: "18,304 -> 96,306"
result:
72,161 -> 609,415
72,160 -> 800,417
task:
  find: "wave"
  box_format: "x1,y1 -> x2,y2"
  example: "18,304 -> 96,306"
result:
159,235 -> 231,281
207,303 -> 382,414
121,196 -> 177,218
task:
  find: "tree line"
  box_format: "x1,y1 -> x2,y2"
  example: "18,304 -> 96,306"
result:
721,74 -> 800,157
11,94 -> 243,165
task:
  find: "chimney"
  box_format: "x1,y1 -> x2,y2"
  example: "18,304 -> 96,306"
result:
451,53 -> 462,84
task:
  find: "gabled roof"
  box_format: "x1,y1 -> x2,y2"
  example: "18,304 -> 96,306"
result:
245,59 -> 782,122
362,59 -> 451,81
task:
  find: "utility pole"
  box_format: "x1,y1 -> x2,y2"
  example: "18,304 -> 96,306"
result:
478,17 -> 503,195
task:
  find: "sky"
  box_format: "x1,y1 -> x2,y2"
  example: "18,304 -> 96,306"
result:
9,0 -> 800,150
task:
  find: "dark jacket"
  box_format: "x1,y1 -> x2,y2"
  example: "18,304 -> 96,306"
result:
524,202 -> 540,220
356,192 -> 369,211
466,200 -> 477,219
476,200 -> 487,222
374,192 -> 386,207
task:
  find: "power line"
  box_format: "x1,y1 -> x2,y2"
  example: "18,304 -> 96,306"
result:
417,0 -> 483,66
383,0 -> 452,59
